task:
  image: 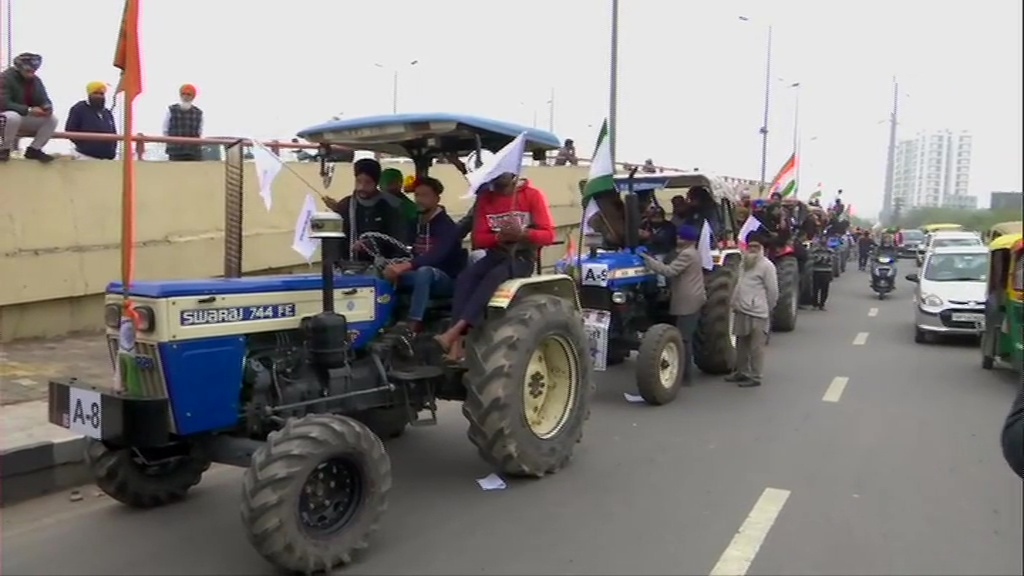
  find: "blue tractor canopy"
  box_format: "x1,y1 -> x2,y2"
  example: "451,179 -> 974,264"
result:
296,113 -> 562,174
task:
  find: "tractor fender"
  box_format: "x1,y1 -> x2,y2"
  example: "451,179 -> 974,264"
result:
713,248 -> 743,268
487,274 -> 580,311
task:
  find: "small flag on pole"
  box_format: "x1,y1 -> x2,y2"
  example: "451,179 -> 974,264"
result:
737,215 -> 763,247
462,133 -> 528,198
251,139 -> 283,212
291,194 -> 319,262
698,221 -> 714,270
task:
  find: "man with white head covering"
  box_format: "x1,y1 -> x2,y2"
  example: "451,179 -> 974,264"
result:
727,240 -> 778,387
0,52 -> 58,163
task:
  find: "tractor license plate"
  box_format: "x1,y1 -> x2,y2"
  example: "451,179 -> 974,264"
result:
48,380 -> 172,446
952,313 -> 984,324
66,387 -> 104,439
582,308 -> 611,372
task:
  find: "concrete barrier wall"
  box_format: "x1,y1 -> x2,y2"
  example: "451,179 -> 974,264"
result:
0,160 -> 590,341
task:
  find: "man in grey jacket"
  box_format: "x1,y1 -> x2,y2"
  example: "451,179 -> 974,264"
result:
641,224 -> 707,384
726,241 -> 779,387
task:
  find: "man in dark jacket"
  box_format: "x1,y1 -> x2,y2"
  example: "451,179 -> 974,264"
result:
640,206 -> 678,254
383,176 -> 466,332
1002,386 -> 1024,479
809,237 -> 835,310
65,82 -> 117,160
0,52 -> 57,163
326,158 -> 407,261
857,231 -> 876,271
162,84 -> 203,161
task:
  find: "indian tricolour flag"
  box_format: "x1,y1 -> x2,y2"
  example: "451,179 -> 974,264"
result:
581,119 -> 614,234
768,153 -> 799,197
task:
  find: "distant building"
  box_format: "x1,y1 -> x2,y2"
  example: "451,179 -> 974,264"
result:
942,194 -> 978,210
892,130 -> 973,209
990,191 -> 1023,212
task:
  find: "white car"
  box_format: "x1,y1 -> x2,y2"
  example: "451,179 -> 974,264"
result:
916,231 -> 983,266
907,245 -> 989,343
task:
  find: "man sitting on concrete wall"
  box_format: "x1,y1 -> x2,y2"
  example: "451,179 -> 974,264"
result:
0,52 -> 58,164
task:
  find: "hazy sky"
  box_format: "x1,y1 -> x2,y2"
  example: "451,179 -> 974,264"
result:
5,0 -> 1022,215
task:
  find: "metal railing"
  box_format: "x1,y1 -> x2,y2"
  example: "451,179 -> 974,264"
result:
11,130 -> 693,173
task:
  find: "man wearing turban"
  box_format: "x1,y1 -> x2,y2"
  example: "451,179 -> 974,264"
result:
0,52 -> 58,163
64,82 -> 117,160
325,158 -> 409,260
163,83 -> 204,161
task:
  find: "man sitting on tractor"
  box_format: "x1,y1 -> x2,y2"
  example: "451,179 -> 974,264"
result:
674,185 -> 723,242
640,205 -> 678,254
383,176 -> 467,333
325,158 -> 410,260
434,173 -> 556,362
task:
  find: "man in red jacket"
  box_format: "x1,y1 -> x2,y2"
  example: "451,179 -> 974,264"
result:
434,172 -> 555,361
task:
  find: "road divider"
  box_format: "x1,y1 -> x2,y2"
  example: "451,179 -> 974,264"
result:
709,487 -> 792,576
868,308 -> 879,317
852,332 -> 869,346
822,377 -> 850,403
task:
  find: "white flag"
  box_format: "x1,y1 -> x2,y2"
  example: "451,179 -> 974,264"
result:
737,215 -> 763,245
251,139 -> 283,211
698,220 -> 714,271
462,132 -> 528,198
291,194 -> 319,262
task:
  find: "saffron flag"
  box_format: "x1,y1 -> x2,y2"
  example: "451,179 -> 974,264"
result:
112,0 -> 143,394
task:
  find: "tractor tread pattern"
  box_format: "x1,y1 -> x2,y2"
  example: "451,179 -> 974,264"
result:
772,255 -> 800,332
87,439 -> 210,509
695,262 -> 738,375
462,294 -> 594,478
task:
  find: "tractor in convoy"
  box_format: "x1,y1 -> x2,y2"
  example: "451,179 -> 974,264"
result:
47,113 -> 593,573
560,172 -> 743,404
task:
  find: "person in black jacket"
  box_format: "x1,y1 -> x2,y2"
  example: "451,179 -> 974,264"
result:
0,52 -> 57,163
640,206 -> 678,254
325,158 -> 407,261
64,81 -> 117,160
1002,386 -> 1024,479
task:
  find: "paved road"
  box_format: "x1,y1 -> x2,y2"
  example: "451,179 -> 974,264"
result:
3,266 -> 1021,576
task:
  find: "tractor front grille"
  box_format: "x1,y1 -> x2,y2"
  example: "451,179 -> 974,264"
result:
579,286 -> 612,310
106,336 -> 171,399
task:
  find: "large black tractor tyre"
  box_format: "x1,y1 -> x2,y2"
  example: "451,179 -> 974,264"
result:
463,294 -> 594,478
832,254 -> 841,278
86,439 -> 210,508
353,407 -> 408,440
635,323 -> 685,405
694,263 -> 738,375
771,256 -> 800,332
798,264 -> 814,306
241,414 -> 390,574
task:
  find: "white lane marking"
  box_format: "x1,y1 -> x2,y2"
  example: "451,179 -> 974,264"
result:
852,332 -> 869,346
709,487 -> 792,576
822,377 -> 850,403
868,307 -> 879,317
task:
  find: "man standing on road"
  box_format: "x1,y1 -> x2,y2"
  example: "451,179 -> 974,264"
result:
163,84 -> 203,161
0,52 -> 58,163
726,241 -> 778,387
810,238 -> 835,310
857,231 -> 876,271
1001,386 -> 1024,479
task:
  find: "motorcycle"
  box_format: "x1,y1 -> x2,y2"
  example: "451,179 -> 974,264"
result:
871,253 -> 898,299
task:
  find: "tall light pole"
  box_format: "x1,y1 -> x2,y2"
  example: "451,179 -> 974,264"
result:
375,60 -> 419,114
547,87 -> 555,132
609,0 -> 620,166
790,81 -> 801,193
881,76 -> 899,225
740,16 -> 773,192
3,0 -> 13,67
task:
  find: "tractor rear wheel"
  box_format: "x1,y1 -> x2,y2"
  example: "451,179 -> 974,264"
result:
463,294 -> 593,477
241,414 -> 390,573
694,262 -> 738,375
771,256 -> 800,332
87,440 -> 210,509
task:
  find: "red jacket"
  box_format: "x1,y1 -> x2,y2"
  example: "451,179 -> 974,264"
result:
472,180 -> 556,249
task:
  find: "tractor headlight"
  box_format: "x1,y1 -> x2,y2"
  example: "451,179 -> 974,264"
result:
611,291 -> 627,304
134,306 -> 156,332
104,304 -> 121,329
921,294 -> 944,307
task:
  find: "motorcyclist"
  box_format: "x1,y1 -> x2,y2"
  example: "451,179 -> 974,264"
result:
875,233 -> 898,259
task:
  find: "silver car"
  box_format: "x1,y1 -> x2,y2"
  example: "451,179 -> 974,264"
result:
915,231 -> 983,266
907,245 -> 989,343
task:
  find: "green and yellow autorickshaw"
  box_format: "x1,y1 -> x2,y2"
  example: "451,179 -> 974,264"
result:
981,233 -> 1024,372
985,220 -> 1023,244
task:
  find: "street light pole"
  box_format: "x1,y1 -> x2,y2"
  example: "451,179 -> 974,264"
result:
377,60 -> 419,114
3,0 -> 13,67
882,76 -> 899,225
758,24 -> 774,192
791,82 -> 801,193
548,87 -> 555,132
609,0 -> 620,166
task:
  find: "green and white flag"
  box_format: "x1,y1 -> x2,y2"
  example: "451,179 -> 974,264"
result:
582,120 -> 614,234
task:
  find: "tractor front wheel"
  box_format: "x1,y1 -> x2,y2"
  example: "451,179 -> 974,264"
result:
87,440 -> 210,509
241,414 -> 390,574
463,294 -> 594,477
635,323 -> 685,405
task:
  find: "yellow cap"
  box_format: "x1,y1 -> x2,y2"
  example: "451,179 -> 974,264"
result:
86,81 -> 107,95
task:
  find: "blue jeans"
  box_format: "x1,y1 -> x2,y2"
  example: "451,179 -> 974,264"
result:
400,266 -> 454,322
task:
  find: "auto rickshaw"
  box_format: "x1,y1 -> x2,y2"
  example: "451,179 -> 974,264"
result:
921,223 -> 965,234
981,232 -> 1024,372
985,220 -> 1023,244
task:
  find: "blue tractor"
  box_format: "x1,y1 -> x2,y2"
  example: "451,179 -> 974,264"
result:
46,114 -> 593,573
561,172 -> 744,404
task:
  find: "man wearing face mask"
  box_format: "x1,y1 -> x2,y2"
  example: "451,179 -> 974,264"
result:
383,177 -> 466,333
64,82 -> 117,160
0,52 -> 58,163
325,158 -> 408,261
727,241 -> 778,387
162,84 -> 203,162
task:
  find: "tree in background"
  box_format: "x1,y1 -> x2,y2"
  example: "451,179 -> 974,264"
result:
894,207 -> 1022,231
